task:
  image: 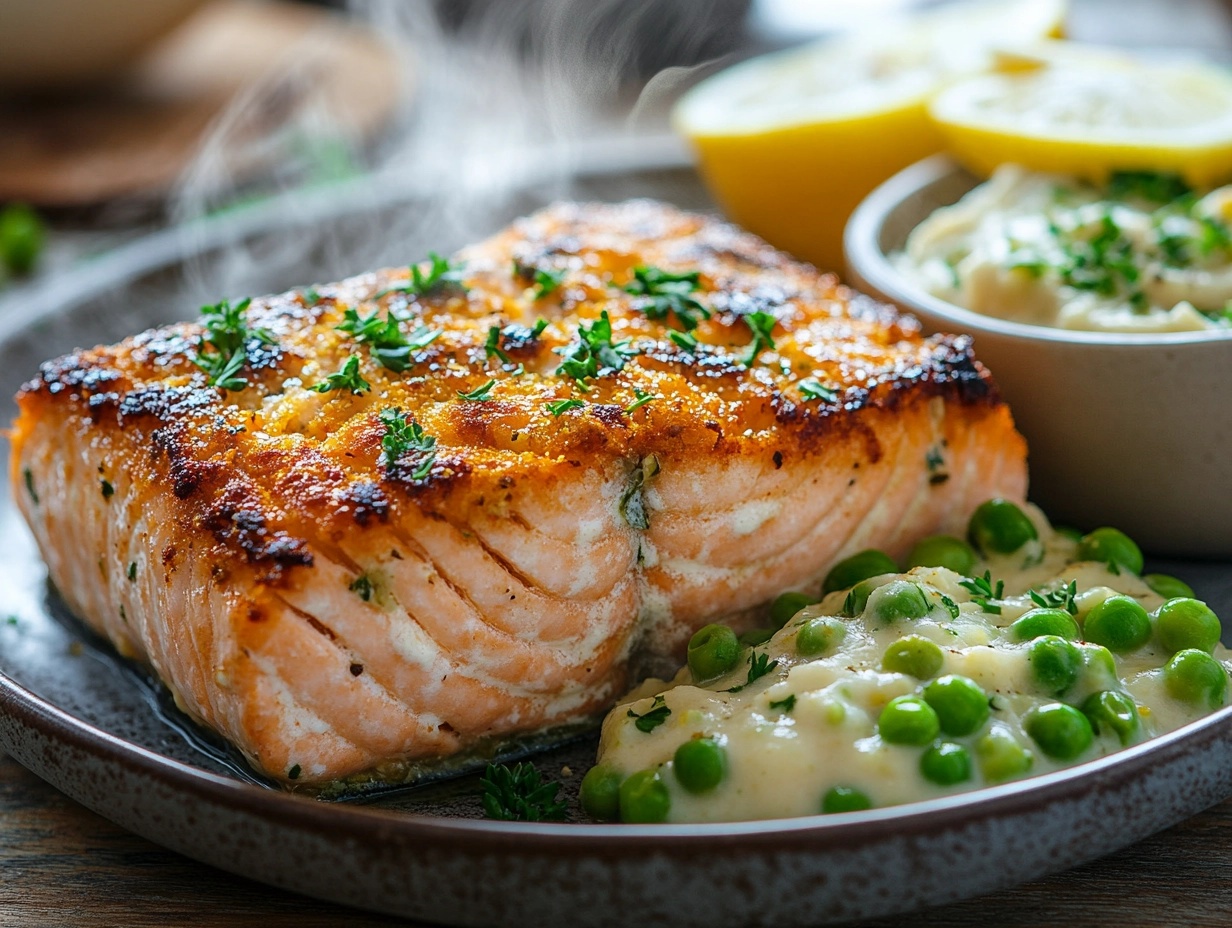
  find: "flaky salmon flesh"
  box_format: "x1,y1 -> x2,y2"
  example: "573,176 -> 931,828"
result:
11,200 -> 1026,788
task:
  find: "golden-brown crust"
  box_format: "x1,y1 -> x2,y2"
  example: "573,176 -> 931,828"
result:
14,199 -> 1007,590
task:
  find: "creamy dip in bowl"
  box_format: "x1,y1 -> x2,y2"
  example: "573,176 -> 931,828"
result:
899,165 -> 1232,333
844,155 -> 1232,557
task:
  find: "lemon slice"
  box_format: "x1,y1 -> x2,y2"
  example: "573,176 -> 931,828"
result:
930,55 -> 1232,187
673,0 -> 1066,271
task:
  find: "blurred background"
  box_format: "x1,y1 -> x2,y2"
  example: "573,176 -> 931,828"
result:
0,0 -> 1230,307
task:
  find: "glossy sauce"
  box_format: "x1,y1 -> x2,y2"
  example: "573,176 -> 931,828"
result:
597,511 -> 1230,822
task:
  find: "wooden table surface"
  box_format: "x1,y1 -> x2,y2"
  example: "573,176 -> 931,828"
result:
2,745 -> 1231,926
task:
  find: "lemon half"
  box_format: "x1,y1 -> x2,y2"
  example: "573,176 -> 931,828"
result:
673,0 -> 1067,271
930,56 -> 1232,187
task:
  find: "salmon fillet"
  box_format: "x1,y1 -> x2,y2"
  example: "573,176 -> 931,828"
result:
11,200 -> 1027,788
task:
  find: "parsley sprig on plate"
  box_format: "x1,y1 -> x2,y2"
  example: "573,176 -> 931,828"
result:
479,763 -> 567,822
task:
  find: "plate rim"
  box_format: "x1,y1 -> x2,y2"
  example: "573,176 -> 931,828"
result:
5,656 -> 1232,847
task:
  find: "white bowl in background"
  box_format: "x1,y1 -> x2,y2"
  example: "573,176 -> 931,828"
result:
845,154 -> 1232,558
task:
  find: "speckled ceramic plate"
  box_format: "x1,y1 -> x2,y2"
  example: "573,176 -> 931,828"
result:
2,147 -> 1232,928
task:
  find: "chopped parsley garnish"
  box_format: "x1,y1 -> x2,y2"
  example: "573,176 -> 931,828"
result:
100,479 -> 114,500
1057,212 -> 1141,300
531,318 -> 550,337
627,694 -> 671,733
22,468 -> 36,505
484,325 -> 511,364
127,562 -> 137,582
349,574 -> 373,602
378,407 -> 436,479
191,298 -> 275,391
555,311 -> 636,388
728,650 -> 781,692
625,389 -> 655,414
768,694 -> 797,713
545,398 -> 585,416
623,266 -> 711,331
939,593 -> 961,619
669,330 -> 698,351
619,454 -> 660,531
742,311 -> 778,366
1029,579 -> 1079,616
532,267 -> 566,300
959,571 -> 1005,615
310,355 -> 370,395
479,762 -> 567,822
457,378 -> 496,401
300,288 -> 322,307
1107,170 -> 1192,205
377,252 -> 466,299
798,378 -> 837,402
337,307 -> 439,373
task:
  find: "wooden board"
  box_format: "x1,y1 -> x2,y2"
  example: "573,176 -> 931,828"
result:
0,0 -> 403,206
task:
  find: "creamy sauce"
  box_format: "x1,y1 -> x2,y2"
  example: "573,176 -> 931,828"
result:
898,165 -> 1232,333
596,511 -> 1229,822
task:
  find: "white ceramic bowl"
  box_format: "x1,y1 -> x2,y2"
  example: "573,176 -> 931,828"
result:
845,154 -> 1232,558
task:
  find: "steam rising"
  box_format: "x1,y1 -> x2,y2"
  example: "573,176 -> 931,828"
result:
169,0 -> 727,307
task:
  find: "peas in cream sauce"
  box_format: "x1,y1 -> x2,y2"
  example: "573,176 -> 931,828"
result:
587,502 -> 1229,823
898,165 -> 1232,333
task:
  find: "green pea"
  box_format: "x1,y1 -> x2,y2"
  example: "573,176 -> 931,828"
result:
795,616 -> 846,658
770,591 -> 815,628
1078,643 -> 1119,689
868,580 -> 931,623
579,764 -> 622,820
1027,635 -> 1083,697
1081,690 -> 1141,747
822,549 -> 898,594
618,769 -> 671,823
1009,608 -> 1080,642
738,627 -> 776,647
1155,598 -> 1222,655
687,624 -> 740,683
1164,649 -> 1228,710
821,786 -> 873,814
905,535 -> 977,575
841,577 -> 882,617
0,203 -> 45,276
878,695 -> 940,746
976,727 -> 1033,782
1144,573 -> 1195,600
922,674 -> 990,737
1076,527 -> 1143,575
882,635 -> 945,680
967,498 -> 1038,555
920,741 -> 972,786
673,738 -> 727,794
1024,703 -> 1094,760
1083,595 -> 1152,653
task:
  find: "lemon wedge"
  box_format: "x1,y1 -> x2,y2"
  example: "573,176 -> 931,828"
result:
930,55 -> 1232,187
673,0 -> 1066,271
